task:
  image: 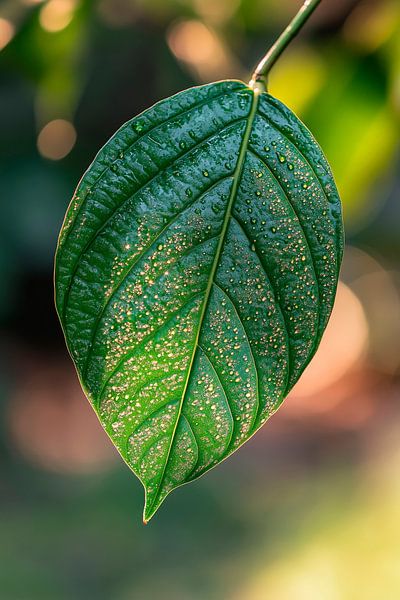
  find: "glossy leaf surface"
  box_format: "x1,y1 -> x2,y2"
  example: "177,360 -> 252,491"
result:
55,80 -> 343,521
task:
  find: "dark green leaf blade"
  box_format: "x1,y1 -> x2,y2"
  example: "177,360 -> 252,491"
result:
55,80 -> 343,521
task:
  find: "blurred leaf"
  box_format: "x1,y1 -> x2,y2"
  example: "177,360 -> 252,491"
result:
269,46 -> 326,115
303,54 -> 398,227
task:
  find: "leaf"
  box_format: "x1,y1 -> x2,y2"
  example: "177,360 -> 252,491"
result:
55,80 -> 343,521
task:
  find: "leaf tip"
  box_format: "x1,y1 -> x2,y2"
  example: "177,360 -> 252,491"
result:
143,497 -> 156,524
143,503 -> 157,524
143,491 -> 166,524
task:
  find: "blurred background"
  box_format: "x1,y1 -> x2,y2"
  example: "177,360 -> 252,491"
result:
0,0 -> 399,598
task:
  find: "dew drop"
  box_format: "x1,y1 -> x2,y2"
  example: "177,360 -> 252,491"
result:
133,121 -> 144,133
237,95 -> 247,110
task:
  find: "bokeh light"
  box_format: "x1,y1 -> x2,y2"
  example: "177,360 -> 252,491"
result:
39,0 -> 77,33
167,19 -> 242,81
292,281 -> 369,398
37,119 -> 77,160
0,18 -> 15,51
7,358 -> 116,473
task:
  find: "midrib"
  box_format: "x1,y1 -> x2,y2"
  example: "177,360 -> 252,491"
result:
146,87 -> 260,519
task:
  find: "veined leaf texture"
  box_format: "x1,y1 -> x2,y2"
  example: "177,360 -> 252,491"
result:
55,80 -> 343,521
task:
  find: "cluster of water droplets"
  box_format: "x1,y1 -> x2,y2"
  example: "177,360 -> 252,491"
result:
56,81 -> 343,515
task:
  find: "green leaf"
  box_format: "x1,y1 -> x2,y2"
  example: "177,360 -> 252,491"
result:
55,80 -> 343,521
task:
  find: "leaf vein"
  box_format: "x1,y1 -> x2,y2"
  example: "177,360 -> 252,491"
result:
256,109 -> 341,275
258,107 -> 334,206
198,343 -> 235,447
59,87 -> 240,254
180,414 -> 200,477
97,291 -> 204,402
81,178 -> 232,378
143,89 -> 260,519
211,281 -> 261,431
61,116 -> 247,321
230,215 -> 291,400
246,147 -> 321,380
124,379 -> 181,442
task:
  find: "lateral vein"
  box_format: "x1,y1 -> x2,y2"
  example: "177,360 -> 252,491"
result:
145,87 -> 261,519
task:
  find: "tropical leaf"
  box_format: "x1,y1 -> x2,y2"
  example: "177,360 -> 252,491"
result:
55,80 -> 343,521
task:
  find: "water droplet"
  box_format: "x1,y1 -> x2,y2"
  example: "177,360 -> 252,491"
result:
179,141 -> 186,150
202,170 -> 209,177
238,95 -> 247,110
185,188 -> 193,197
133,121 -> 144,133
279,155 -> 286,163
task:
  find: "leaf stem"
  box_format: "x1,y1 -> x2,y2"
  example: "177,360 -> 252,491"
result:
249,0 -> 322,90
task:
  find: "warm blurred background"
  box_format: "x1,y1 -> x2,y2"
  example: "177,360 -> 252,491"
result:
0,0 -> 399,598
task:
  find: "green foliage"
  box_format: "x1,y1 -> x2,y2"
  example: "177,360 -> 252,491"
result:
55,79 -> 343,521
